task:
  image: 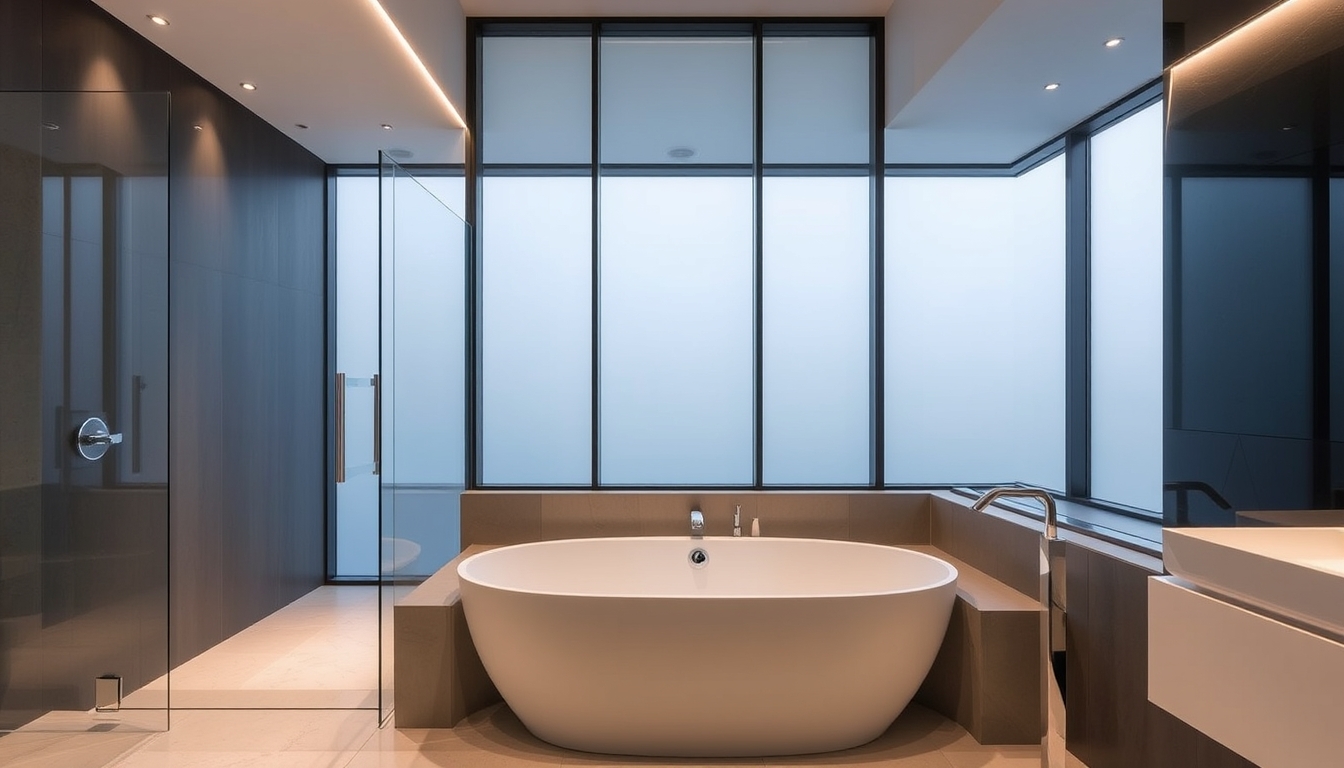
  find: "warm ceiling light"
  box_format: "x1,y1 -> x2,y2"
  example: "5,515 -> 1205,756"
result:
381,123 -> 394,130
1044,82 -> 1060,91
1105,37 -> 1124,48
147,14 -> 169,26
192,124 -> 203,131
240,82 -> 257,91
366,0 -> 467,130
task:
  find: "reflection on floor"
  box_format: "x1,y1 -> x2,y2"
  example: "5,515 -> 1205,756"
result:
123,586 -> 379,710
0,584 -> 1091,767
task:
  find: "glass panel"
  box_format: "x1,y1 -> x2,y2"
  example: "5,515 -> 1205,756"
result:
334,176 -> 380,578
885,156 -> 1066,488
378,155 -> 468,723
482,37 -> 591,165
1178,177 -> 1312,439
600,37 -> 753,165
481,177 -> 592,484
1090,102 -> 1164,511
763,37 -> 870,164
0,92 -> 170,734
763,177 -> 871,484
599,176 -> 754,484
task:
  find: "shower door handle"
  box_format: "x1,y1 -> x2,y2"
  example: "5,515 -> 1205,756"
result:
74,416 -> 122,461
372,373 -> 381,476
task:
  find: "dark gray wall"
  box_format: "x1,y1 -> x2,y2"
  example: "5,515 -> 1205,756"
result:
0,0 -> 326,689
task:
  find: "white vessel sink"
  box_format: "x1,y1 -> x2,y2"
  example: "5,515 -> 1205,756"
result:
1162,527 -> 1344,637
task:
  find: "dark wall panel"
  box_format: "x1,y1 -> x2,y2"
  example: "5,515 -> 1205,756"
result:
0,0 -> 42,90
0,0 -> 328,673
161,58 -> 326,665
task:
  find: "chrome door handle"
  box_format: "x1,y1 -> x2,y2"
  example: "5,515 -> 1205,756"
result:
74,416 -> 122,461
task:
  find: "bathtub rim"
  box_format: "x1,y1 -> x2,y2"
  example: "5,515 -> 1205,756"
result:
456,535 -> 959,601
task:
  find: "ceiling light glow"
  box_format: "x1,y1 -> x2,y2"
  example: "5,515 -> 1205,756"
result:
147,14 -> 169,26
240,82 -> 257,91
192,124 -> 203,131
1044,82 -> 1060,91
366,0 -> 467,130
381,123 -> 394,130
1105,37 -> 1124,48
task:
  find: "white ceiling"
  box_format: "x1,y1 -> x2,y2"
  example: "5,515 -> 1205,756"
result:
92,0 -> 1162,166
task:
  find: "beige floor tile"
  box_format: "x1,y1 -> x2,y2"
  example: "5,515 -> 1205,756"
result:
939,746 -> 1040,768
127,709 -> 377,754
0,732 -> 152,768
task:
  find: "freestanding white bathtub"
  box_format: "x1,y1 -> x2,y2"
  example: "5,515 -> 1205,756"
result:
457,536 -> 958,757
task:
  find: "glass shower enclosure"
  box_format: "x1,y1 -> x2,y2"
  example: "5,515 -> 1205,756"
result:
376,155 -> 468,723
0,91 -> 171,737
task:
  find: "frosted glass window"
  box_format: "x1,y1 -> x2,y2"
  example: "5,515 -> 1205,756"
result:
334,176 -> 380,577
600,177 -> 753,484
763,37 -> 870,164
481,177 -> 592,484
482,37 -> 591,164
885,156 -> 1066,488
763,177 -> 871,484
1179,177 -> 1312,439
600,37 -> 753,164
1090,102 -> 1164,511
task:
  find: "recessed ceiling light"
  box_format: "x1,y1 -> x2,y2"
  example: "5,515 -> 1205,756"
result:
295,123 -> 309,130
240,82 -> 257,91
1282,125 -> 1297,131
381,123 -> 394,130
387,148 -> 413,160
667,146 -> 696,160
147,14 -> 169,26
1105,37 -> 1124,48
192,124 -> 203,131
1044,82 -> 1060,91
42,122 -> 59,131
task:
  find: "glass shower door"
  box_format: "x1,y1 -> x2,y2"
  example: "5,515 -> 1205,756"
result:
0,91 -> 170,739
377,154 -> 468,723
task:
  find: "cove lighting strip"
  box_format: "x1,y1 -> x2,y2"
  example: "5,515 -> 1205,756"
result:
366,0 -> 467,130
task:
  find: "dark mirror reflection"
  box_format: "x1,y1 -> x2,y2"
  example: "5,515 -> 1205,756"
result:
1164,0 -> 1344,527
0,91 -> 168,729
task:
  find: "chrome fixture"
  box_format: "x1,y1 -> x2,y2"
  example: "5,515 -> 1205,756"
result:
972,486 -> 1066,768
688,547 -> 708,568
74,416 -> 122,461
690,508 -> 704,538
971,486 -> 1058,539
733,505 -> 742,537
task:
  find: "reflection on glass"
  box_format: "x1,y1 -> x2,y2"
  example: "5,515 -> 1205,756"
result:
600,37 -> 753,165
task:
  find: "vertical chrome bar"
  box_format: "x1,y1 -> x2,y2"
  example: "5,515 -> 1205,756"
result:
131,374 -> 144,474
335,372 -> 346,484
372,373 -> 381,476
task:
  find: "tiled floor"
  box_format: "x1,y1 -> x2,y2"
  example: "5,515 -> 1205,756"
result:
123,586 -> 380,710
1,585 -> 1089,767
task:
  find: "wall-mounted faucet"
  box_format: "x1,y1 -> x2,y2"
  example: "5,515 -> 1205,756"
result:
732,505 -> 741,537
690,508 -> 704,539
971,486 -> 1066,768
